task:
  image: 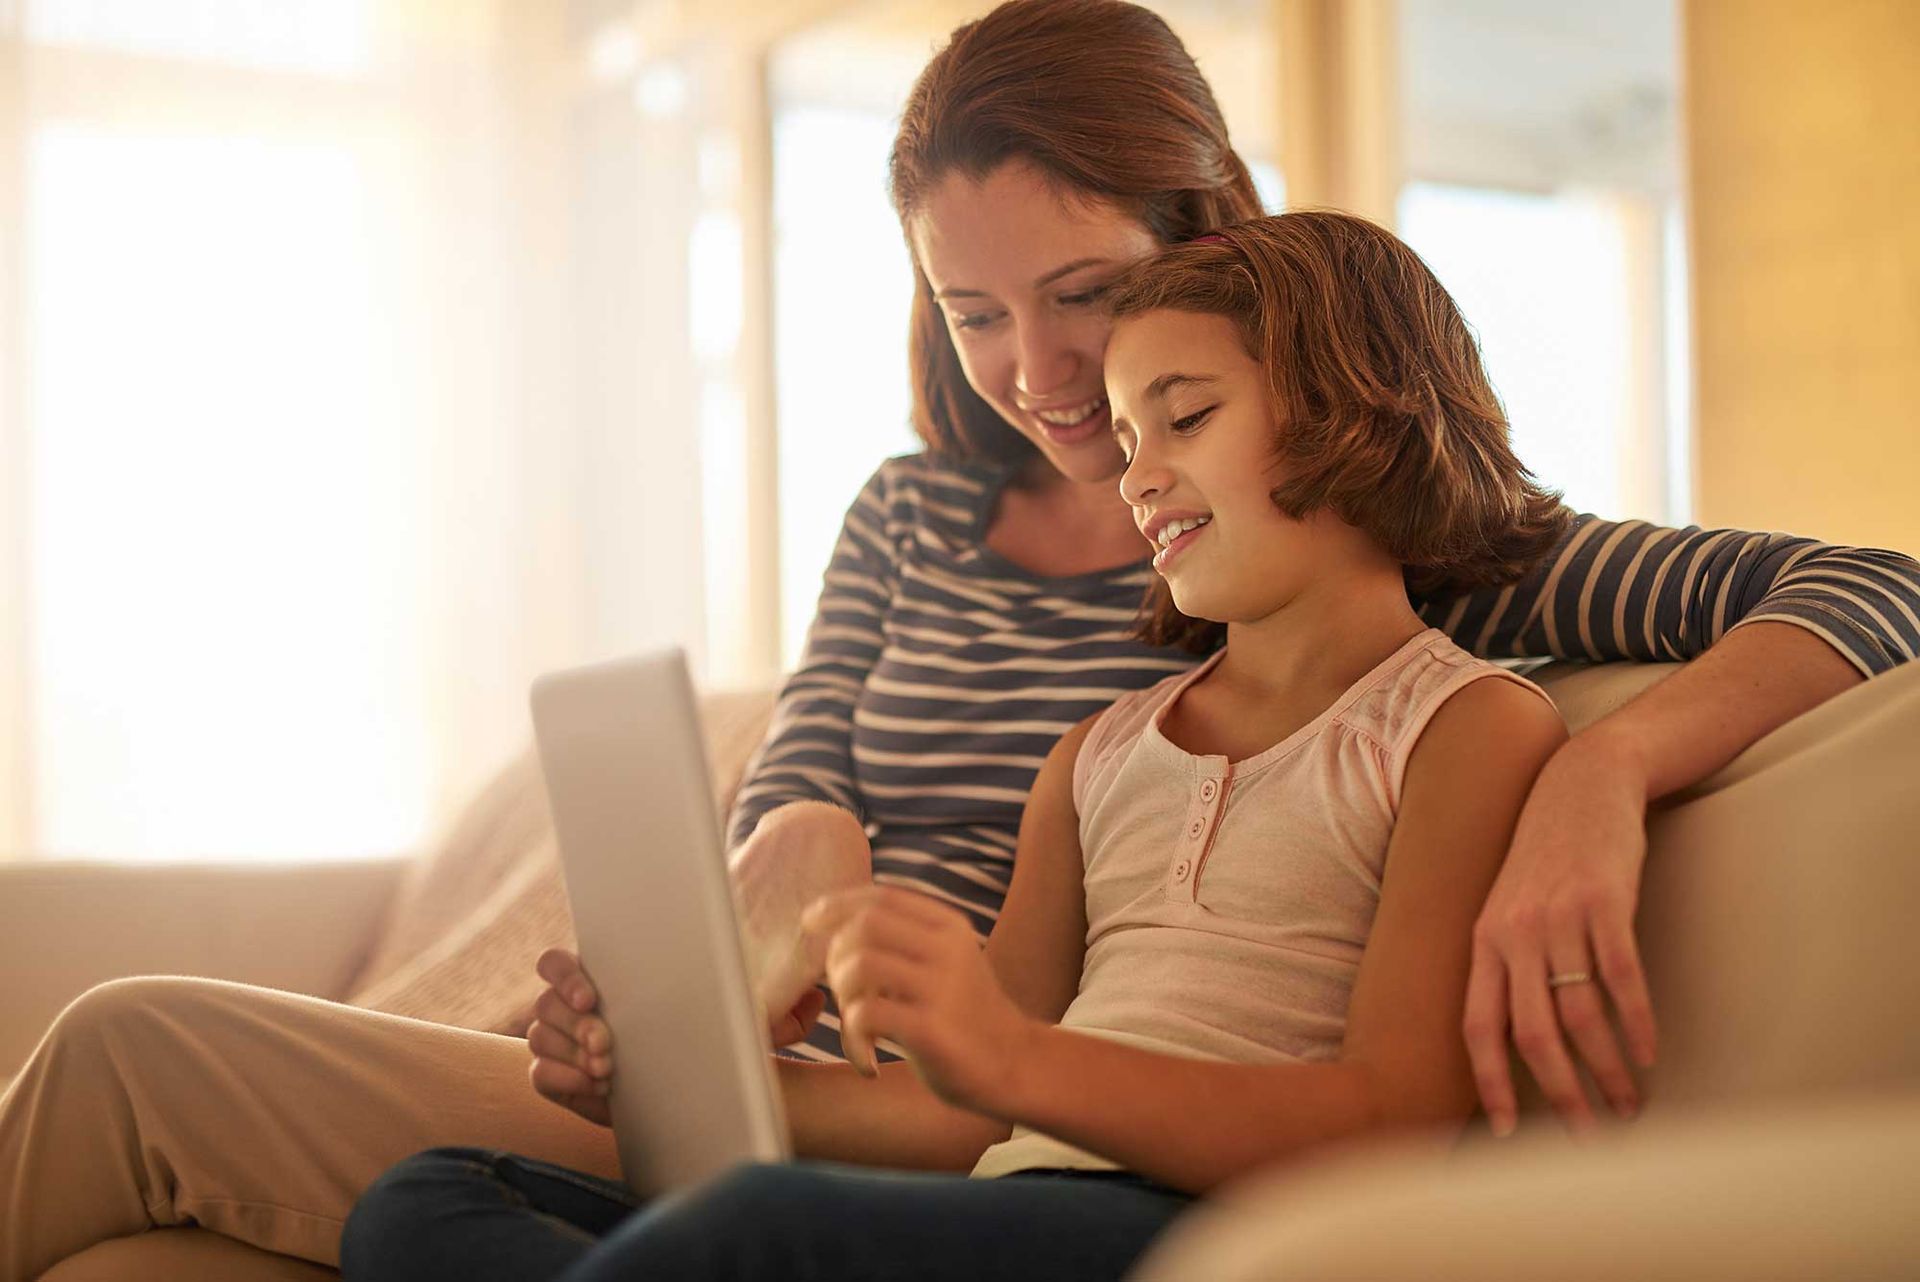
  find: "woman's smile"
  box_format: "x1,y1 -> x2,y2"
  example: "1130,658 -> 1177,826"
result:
1029,396 -> 1111,445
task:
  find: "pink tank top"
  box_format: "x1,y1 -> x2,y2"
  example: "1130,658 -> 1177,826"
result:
972,627 -> 1555,1178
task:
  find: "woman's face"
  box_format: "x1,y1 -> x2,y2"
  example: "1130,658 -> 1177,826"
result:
909,160 -> 1161,485
1106,308 -> 1374,623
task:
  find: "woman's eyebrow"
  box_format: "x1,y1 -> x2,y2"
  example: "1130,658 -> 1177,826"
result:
934,257 -> 1114,300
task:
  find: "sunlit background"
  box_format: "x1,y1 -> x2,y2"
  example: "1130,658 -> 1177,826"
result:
0,0 -> 1692,861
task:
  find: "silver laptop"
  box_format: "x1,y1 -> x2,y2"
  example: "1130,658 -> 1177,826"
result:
529,648 -> 791,1196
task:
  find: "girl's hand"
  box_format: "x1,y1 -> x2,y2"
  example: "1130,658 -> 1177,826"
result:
1463,735 -> 1657,1137
802,886 -> 1037,1114
527,948 -> 614,1128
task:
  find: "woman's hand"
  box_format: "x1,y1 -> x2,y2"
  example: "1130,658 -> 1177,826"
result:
1463,733 -> 1658,1137
802,886 -> 1037,1114
730,801 -> 874,1045
527,948 -> 614,1127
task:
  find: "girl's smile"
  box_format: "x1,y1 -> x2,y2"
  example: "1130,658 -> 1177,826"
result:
1142,509 -> 1213,569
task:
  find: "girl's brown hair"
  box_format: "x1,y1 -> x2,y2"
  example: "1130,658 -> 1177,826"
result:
889,0 -> 1264,464
1105,212 -> 1572,653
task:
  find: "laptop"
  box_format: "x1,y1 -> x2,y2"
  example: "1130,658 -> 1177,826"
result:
529,648 -> 791,1197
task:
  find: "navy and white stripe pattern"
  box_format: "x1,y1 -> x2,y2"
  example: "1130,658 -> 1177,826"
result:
729,453 -> 1920,1061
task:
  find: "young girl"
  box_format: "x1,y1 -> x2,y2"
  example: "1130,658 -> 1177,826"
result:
339,211 -> 1571,1281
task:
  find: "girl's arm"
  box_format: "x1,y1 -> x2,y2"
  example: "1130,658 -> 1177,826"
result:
816,680 -> 1566,1194
980,678 -> 1565,1194
777,716 -> 1097,1171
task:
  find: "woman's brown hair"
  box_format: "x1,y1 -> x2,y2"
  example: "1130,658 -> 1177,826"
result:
1105,212 -> 1572,653
889,0 -> 1263,464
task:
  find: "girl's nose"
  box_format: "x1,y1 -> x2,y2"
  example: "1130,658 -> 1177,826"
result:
1119,443 -> 1171,507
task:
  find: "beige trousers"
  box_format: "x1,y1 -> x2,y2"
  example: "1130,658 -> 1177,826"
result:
0,976 -> 617,1281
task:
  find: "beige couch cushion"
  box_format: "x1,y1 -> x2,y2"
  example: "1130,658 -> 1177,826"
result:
342,690 -> 778,1036
1133,1088 -> 1920,1282
347,750 -> 554,1004
40,1227 -> 338,1282
342,750 -> 560,1035
344,826 -> 571,1036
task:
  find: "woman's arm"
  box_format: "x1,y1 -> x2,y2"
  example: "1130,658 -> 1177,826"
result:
720,466 -> 901,1026
725,465 -> 902,847
1419,515 -> 1920,675
1464,619 -> 1860,1133
1420,517 -> 1920,1131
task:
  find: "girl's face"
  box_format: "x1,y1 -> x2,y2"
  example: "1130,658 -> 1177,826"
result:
909,160 -> 1161,485
1106,309 -> 1375,622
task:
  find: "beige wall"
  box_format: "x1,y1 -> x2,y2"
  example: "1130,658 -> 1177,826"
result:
1686,0 -> 1920,553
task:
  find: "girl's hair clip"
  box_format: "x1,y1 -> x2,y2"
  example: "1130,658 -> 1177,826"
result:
1188,233 -> 1230,245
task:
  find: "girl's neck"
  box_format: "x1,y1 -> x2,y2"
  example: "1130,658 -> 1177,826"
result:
1209,564 -> 1428,712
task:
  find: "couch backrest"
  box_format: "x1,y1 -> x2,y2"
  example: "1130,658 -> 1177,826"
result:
342,658 -> 1920,1118
1631,658 -> 1920,1112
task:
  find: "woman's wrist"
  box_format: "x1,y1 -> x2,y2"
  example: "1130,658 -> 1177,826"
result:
1550,719 -> 1658,804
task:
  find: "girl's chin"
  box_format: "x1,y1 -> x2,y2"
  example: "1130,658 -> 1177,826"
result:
1163,578 -> 1235,624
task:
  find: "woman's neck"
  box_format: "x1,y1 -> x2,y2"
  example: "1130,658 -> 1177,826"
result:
985,457 -> 1144,576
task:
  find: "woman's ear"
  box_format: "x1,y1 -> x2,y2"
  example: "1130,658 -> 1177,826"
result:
907,271 -> 1027,465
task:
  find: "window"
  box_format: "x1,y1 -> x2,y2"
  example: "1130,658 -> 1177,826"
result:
1397,0 -> 1688,523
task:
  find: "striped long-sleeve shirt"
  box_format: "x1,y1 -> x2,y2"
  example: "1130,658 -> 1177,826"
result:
730,452 -> 1920,1061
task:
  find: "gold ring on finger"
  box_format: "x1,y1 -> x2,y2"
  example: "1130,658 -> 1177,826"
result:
1547,971 -> 1594,989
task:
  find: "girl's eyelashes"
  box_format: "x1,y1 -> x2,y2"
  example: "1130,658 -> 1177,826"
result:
1171,404 -> 1217,433
1058,283 -> 1110,307
951,310 -> 1001,332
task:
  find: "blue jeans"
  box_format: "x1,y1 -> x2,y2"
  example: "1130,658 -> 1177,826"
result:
340,1148 -> 1193,1282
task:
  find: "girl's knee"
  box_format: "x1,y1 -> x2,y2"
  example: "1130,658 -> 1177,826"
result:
648,1164 -> 838,1250
694,1163 -> 832,1219
340,1148 -> 496,1279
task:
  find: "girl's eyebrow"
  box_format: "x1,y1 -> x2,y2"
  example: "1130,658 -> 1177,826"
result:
1144,371 -> 1219,400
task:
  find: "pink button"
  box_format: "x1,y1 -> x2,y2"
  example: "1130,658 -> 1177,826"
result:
1188,818 -> 1205,839
1200,779 -> 1218,803
1173,859 -> 1191,881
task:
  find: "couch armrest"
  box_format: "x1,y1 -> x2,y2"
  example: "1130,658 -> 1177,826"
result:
1130,1090 -> 1920,1281
0,857 -> 408,1076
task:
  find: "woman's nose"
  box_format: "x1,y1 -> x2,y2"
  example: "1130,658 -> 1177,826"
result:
1012,316 -> 1080,401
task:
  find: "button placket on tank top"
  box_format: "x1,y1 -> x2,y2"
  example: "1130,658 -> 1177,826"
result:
1171,762 -> 1230,899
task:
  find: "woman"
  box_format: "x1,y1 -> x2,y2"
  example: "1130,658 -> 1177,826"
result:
1,1 -> 1914,1277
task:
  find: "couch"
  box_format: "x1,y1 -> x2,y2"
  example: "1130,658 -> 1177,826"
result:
3,661 -> 1916,1280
